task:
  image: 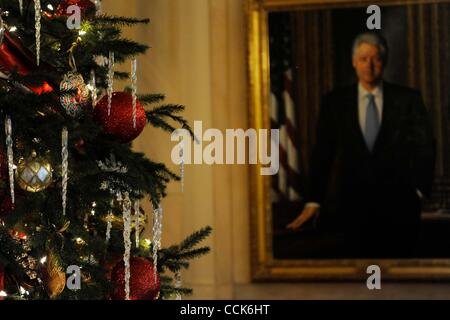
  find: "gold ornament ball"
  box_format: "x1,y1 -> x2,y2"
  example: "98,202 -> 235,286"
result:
16,151 -> 53,192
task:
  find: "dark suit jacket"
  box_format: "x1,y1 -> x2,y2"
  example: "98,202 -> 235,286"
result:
307,82 -> 436,253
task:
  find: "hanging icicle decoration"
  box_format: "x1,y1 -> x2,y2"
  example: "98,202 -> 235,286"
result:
179,145 -> 184,193
61,128 -> 68,216
19,0 -> 23,15
152,205 -> 163,280
0,12 -> 5,46
34,0 -> 41,66
83,212 -> 89,229
122,192 -> 132,301
94,0 -> 102,16
105,200 -> 113,244
90,70 -> 97,108
107,51 -> 114,116
134,199 -> 140,248
131,58 -> 138,128
175,271 -> 182,300
5,116 -> 14,204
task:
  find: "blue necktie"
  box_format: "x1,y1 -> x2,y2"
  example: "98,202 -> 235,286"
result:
365,93 -> 380,152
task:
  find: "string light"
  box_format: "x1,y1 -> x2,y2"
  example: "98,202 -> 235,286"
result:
141,238 -> 151,249
47,4 -> 54,11
9,26 -> 17,32
78,23 -> 91,38
19,286 -> 29,296
40,256 -> 47,264
0,291 -> 7,297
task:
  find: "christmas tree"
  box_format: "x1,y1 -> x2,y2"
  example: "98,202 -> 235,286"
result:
0,0 -> 211,300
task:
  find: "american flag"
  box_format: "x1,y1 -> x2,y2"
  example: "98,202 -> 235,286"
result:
269,13 -> 302,203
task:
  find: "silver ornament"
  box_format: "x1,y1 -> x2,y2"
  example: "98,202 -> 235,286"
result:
61,128 -> 68,216
35,0 -> 41,66
131,58 -> 137,128
122,192 -> 132,301
0,14 -> 5,45
152,205 -> 163,280
134,200 -> 140,248
60,72 -> 90,118
4,116 -> 14,203
107,52 -> 114,116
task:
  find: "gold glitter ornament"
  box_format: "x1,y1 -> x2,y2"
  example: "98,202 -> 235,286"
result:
42,252 -> 66,299
16,151 -> 53,192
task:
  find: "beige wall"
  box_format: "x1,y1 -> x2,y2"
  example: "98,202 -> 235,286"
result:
103,0 -> 450,300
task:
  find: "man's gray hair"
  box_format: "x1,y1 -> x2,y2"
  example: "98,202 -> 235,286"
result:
352,32 -> 389,64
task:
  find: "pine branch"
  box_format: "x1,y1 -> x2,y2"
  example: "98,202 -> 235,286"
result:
93,39 -> 149,58
175,247 -> 211,261
146,104 -> 194,137
157,227 -> 212,275
179,226 -> 213,251
95,15 -> 150,26
138,94 -> 166,105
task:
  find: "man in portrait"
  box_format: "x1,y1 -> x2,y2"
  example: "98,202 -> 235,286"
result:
287,32 -> 436,258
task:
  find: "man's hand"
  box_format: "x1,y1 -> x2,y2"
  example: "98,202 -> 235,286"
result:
286,206 -> 320,230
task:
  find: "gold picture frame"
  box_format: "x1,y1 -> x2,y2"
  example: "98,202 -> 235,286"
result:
247,0 -> 450,281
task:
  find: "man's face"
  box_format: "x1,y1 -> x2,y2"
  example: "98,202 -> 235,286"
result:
352,42 -> 384,86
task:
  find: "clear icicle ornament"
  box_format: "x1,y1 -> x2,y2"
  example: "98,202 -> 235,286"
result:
134,200 -> 140,248
122,192 -> 132,301
152,205 -> 163,280
34,0 -> 41,66
94,0 -> 102,16
0,13 -> 5,46
5,116 -> 14,204
90,70 -> 97,107
131,58 -> 138,129
61,127 -> 68,216
83,212 -> 89,229
105,200 -> 113,244
107,52 -> 115,116
175,271 -> 182,300
18,0 -> 23,15
180,145 -> 184,193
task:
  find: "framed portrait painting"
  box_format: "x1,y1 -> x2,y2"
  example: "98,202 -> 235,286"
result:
247,0 -> 450,280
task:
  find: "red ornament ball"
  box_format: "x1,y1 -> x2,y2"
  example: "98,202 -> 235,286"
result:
55,0 -> 96,17
94,92 -> 146,143
100,254 -> 123,281
111,257 -> 160,300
